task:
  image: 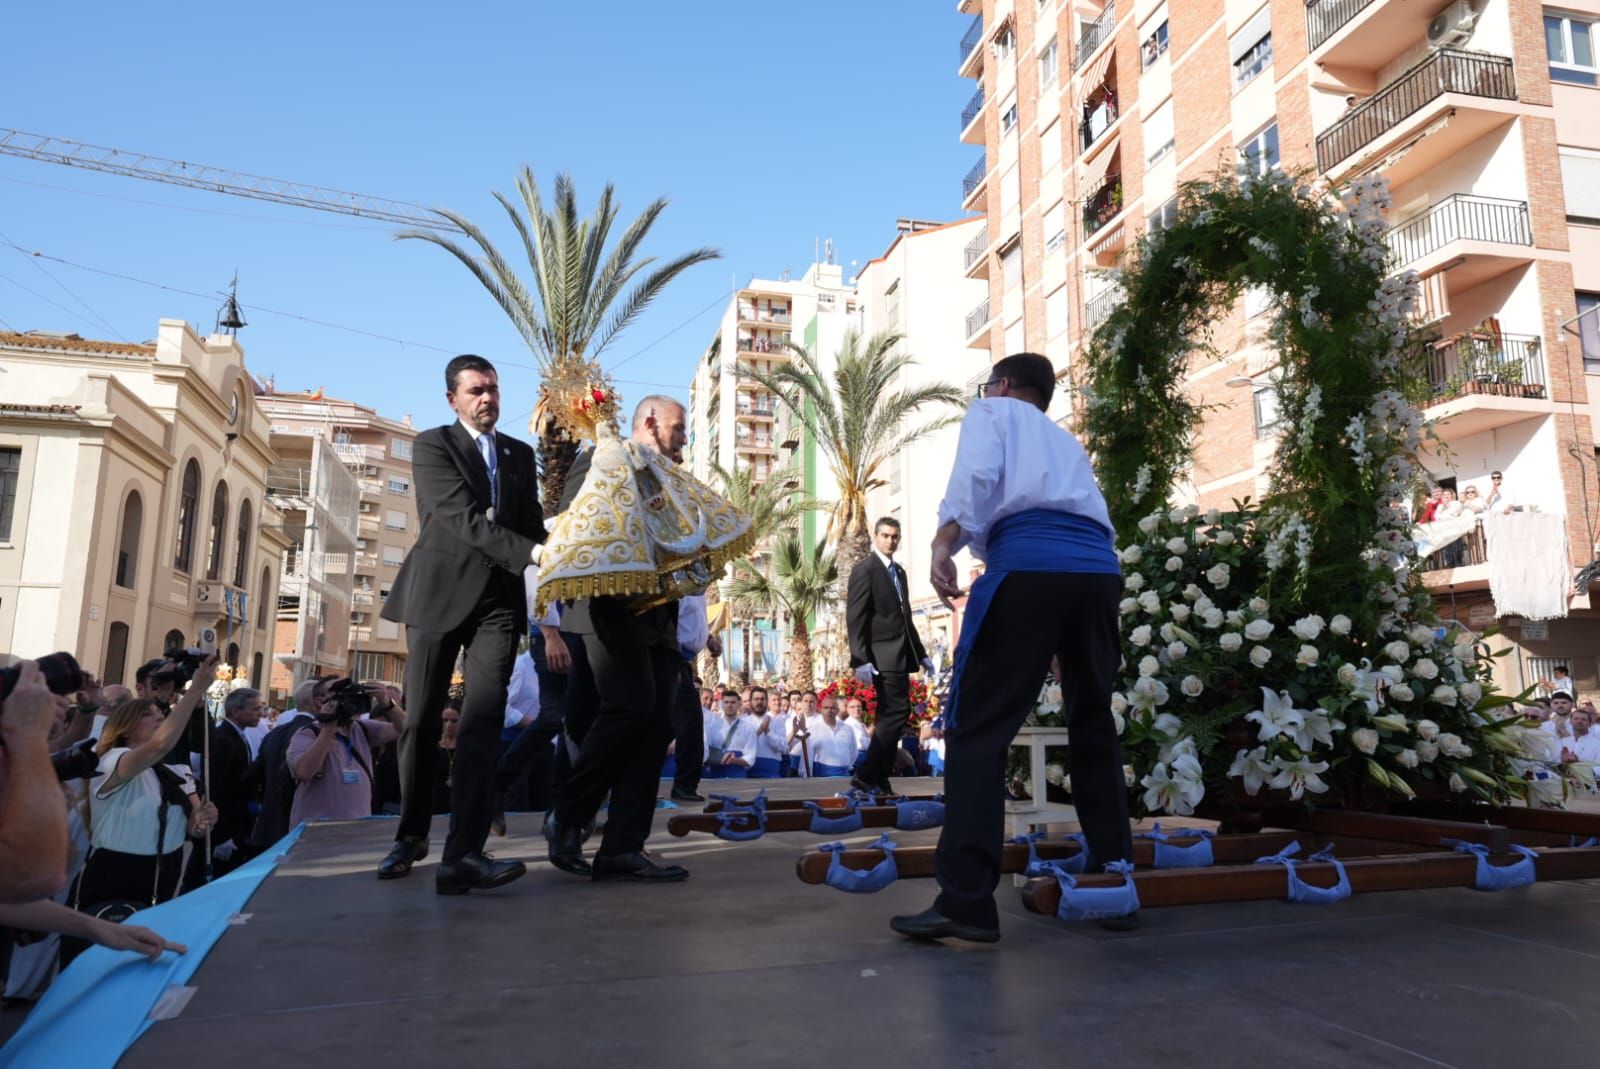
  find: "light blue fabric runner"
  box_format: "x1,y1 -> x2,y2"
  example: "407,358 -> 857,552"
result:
943,509 -> 1118,728
0,824 -> 306,1068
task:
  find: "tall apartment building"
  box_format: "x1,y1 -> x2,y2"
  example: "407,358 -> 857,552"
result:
856,217 -> 991,664
954,0 -> 1600,694
687,260 -> 858,680
0,322 -> 288,691
257,393 -> 419,690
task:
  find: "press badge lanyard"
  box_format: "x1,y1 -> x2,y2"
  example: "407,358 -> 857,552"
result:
336,732 -> 364,785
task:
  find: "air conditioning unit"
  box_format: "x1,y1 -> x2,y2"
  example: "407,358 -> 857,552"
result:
1427,0 -> 1479,48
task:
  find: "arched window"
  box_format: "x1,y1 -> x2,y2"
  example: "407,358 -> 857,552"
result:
105,622 -> 130,685
163,628 -> 186,656
174,460 -> 201,572
226,641 -> 240,667
258,567 -> 271,630
251,651 -> 264,690
233,498 -> 253,587
115,491 -> 143,588
205,481 -> 229,581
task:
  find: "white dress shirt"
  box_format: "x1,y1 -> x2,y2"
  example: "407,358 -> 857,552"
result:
808,718 -> 859,769
1570,732 -> 1600,763
756,712 -> 792,761
241,719 -> 270,760
505,649 -> 540,728
678,593 -> 709,655
706,713 -> 761,765
936,396 -> 1114,561
843,715 -> 871,751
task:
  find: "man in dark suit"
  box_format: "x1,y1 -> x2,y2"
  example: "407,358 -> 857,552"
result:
377,355 -> 547,895
209,687 -> 264,872
847,516 -> 928,794
546,396 -> 690,883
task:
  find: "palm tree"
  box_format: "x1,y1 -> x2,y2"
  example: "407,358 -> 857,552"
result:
749,328 -> 965,581
724,533 -> 838,691
710,460 -> 818,545
399,169 -> 719,511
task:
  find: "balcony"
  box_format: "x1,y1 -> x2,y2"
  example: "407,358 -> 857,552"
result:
1082,173 -> 1124,237
1315,49 -> 1517,179
1084,288 -> 1122,336
1080,97 -> 1119,153
736,402 -> 775,420
1419,519 -> 1488,575
1306,0 -> 1450,72
333,442 -> 385,464
965,298 -> 992,346
964,224 -> 989,278
959,16 -> 984,73
1387,194 -> 1533,289
961,87 -> 985,141
962,156 -> 988,205
737,308 -> 791,327
1306,0 -> 1375,53
1076,1 -> 1116,69
1422,332 -> 1554,438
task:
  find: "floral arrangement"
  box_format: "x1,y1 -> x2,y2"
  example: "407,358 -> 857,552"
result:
816,675 -> 941,728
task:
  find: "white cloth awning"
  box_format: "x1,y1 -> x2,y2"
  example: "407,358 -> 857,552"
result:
1082,141 -> 1119,195
1484,511 -> 1571,621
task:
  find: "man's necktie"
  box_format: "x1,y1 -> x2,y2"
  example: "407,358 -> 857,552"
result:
888,560 -> 904,603
477,432 -> 499,511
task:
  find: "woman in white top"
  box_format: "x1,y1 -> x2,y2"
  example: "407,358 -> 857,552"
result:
71,656 -> 219,919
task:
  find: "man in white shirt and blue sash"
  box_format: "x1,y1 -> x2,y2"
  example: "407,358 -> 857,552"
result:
891,353 -> 1133,944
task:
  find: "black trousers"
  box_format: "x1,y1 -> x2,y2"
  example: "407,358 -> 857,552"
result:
671,661 -> 705,795
933,572 -> 1132,930
553,614 -> 678,859
398,596 -> 521,863
862,670 -> 911,788
494,628 -> 570,811
552,631 -> 596,797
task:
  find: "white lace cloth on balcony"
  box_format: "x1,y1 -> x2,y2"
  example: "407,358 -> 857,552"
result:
1484,511 -> 1570,621
1412,514 -> 1478,557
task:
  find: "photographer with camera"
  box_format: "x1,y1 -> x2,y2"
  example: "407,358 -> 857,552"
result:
0,659 -> 74,902
68,653 -> 220,930
286,678 -> 397,825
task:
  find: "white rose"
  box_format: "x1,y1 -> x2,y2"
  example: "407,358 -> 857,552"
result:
1204,508 -> 1222,525
1244,619 -> 1274,641
1206,563 -> 1231,588
1430,685 -> 1457,707
1220,632 -> 1244,653
1125,573 -> 1146,592
1408,623 -> 1436,647
1138,591 -> 1162,614
1416,719 -> 1440,741
1449,772 -> 1469,793
1415,739 -> 1439,763
1351,727 -> 1379,754
1452,642 -> 1476,665
1395,748 -> 1420,768
1183,584 -> 1204,601
1168,507 -> 1192,524
1180,675 -> 1204,698
1166,641 -> 1188,661
1201,608 -> 1225,630
1329,614 -> 1352,636
1120,597 -> 1139,616
1389,683 -> 1415,702
1215,530 -> 1236,546
1296,644 -> 1320,667
1110,691 -> 1128,715
1165,537 -> 1188,555
1250,645 -> 1272,668
1159,623 -> 1177,643
1249,597 -> 1269,614
1337,663 -> 1359,687
1138,515 -> 1161,534
1226,609 -> 1245,627
1139,655 -> 1161,677
1412,658 -> 1439,680
1383,641 -> 1410,663
1194,595 -> 1214,613
1165,556 -> 1184,572
1379,664 -> 1404,685
1459,682 -> 1482,706
1120,545 -> 1144,564
1129,624 -> 1153,647
1438,732 -> 1471,757
1170,604 -> 1192,623
1291,615 -> 1326,641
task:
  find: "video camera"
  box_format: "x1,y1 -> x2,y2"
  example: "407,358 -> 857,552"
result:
315,677 -> 373,726
155,628 -> 219,689
0,651 -> 85,707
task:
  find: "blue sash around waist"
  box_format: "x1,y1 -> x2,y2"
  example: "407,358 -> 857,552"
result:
945,509 -> 1118,729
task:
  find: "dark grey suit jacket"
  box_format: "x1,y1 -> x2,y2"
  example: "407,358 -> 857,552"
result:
846,555 -> 927,673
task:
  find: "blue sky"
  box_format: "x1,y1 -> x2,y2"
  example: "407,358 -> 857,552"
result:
0,1 -> 979,433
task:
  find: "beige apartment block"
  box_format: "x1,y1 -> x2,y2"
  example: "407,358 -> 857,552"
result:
257,393 -> 418,691
955,0 -> 1600,695
0,322 -> 288,691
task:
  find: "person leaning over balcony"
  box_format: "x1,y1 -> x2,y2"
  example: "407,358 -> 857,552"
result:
1461,485 -> 1487,513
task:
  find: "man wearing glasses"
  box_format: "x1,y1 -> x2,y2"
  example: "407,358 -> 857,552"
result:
1484,470 -> 1512,514
890,353 -> 1133,945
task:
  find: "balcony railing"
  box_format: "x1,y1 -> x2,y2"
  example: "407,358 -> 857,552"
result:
965,298 -> 991,339
1305,0 -> 1377,52
1424,331 -> 1547,404
1080,97 -> 1120,151
960,16 -> 983,65
963,156 -> 988,199
1085,288 -> 1122,334
1420,519 -> 1488,571
1076,1 -> 1116,69
1082,173 -> 1124,236
964,225 -> 989,269
961,87 -> 985,131
1387,194 -> 1531,268
1315,49 -> 1516,172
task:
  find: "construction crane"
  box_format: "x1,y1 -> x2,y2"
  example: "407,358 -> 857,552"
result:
0,127 -> 461,231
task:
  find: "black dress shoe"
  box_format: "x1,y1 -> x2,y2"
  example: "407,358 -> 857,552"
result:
1096,911 -> 1140,932
671,789 -> 706,803
435,852 -> 527,895
377,838 -> 428,880
590,850 -> 689,883
544,816 -> 592,877
890,907 -> 1001,944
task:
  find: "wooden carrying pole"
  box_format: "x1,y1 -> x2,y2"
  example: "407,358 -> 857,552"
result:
671,805 -> 910,837
701,793 -> 939,814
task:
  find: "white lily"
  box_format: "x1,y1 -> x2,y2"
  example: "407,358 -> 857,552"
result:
1246,687 -> 1306,745
1268,754 -> 1331,801
1141,759 -> 1205,815
1228,745 -> 1275,795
